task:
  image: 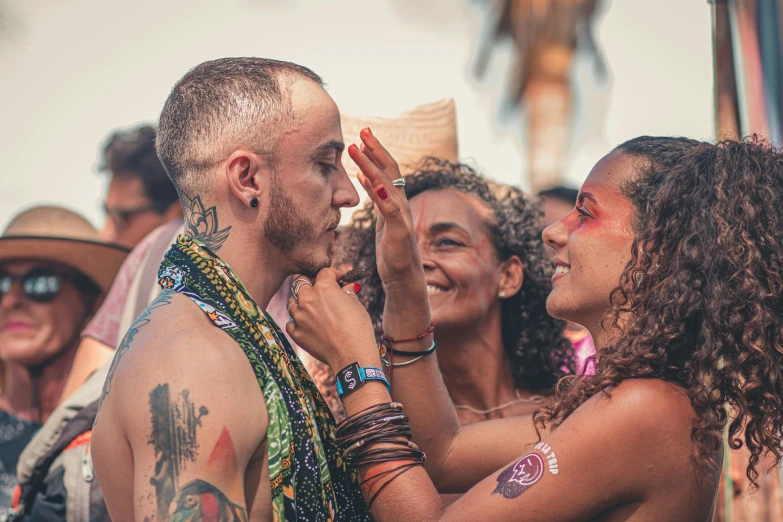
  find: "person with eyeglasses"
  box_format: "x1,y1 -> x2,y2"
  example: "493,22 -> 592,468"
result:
0,205 -> 128,517
55,125 -> 186,412
98,125 -> 182,249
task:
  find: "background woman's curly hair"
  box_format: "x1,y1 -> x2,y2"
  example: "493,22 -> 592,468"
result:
535,136 -> 783,485
337,158 -> 573,390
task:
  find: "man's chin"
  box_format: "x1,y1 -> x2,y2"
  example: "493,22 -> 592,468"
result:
294,255 -> 332,279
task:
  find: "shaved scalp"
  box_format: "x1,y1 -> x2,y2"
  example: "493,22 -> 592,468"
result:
155,57 -> 323,196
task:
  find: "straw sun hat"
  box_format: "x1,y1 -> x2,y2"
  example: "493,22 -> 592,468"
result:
0,205 -> 130,294
340,98 -> 459,175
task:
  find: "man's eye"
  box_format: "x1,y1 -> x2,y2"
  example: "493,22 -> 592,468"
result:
319,163 -> 337,175
437,239 -> 463,247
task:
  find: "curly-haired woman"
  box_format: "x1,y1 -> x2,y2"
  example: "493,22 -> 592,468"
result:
337,159 -> 573,425
287,129 -> 783,521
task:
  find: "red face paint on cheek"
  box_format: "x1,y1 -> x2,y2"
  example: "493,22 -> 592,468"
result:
414,193 -> 429,236
467,239 -> 497,305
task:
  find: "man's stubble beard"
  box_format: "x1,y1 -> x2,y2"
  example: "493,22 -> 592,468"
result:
264,173 -> 339,278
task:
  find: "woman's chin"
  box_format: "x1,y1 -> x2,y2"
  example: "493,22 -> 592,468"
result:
428,305 -> 486,333
545,294 -> 577,323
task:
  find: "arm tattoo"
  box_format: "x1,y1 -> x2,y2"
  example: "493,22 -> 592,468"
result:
493,453 -> 546,499
148,384 -> 210,520
170,479 -> 247,522
182,193 -> 231,252
94,291 -> 173,424
147,384 -> 246,522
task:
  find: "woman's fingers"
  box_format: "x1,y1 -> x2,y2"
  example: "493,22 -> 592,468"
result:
360,142 -> 381,169
348,142 -> 392,190
359,128 -> 397,173
349,145 -> 404,223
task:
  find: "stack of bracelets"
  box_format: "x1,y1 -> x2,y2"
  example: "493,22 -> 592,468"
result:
379,321 -> 437,389
335,402 -> 426,509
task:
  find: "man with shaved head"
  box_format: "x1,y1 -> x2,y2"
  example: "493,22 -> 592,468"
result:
92,58 -> 371,522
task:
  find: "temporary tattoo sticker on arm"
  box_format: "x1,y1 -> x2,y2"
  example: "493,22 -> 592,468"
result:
535,442 -> 559,475
492,453 -> 545,499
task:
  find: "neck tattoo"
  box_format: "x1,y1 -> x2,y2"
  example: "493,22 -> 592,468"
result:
182,193 -> 232,252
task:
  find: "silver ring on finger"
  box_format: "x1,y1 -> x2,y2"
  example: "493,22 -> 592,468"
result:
344,289 -> 356,296
391,177 -> 406,187
287,301 -> 297,316
292,279 -> 312,299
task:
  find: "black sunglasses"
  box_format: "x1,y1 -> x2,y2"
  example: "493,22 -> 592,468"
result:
0,268 -> 74,304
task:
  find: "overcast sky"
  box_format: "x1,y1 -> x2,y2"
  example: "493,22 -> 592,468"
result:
0,0 -> 713,229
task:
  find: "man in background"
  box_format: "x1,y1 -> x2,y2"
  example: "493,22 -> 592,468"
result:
99,125 -> 182,248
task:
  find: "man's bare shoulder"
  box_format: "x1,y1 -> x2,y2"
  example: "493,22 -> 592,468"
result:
96,291 -> 266,434
117,291 -> 253,371
92,294 -> 272,522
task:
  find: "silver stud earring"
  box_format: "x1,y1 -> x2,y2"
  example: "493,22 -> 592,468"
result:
499,291 -> 506,298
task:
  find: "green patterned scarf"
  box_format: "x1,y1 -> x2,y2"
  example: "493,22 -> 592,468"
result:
158,235 -> 371,522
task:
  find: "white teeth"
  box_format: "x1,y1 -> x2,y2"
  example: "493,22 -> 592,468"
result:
555,266 -> 571,275
427,285 -> 446,294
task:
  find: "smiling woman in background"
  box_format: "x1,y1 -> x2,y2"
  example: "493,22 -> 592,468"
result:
0,205 -> 127,516
338,159 -> 573,425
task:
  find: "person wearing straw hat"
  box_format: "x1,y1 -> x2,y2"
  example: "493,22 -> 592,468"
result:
0,205 -> 128,516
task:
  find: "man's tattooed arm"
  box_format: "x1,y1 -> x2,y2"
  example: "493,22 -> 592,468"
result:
94,290 -> 173,425
148,383 -> 247,522
168,479 -> 248,522
181,193 -> 232,252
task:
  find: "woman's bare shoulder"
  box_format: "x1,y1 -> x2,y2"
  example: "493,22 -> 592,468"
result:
569,378 -> 697,449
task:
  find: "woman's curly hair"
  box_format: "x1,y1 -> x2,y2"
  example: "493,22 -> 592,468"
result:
534,136 -> 783,485
337,158 -> 573,390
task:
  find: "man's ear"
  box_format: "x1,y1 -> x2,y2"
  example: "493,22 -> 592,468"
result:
498,255 -> 524,299
224,149 -> 266,207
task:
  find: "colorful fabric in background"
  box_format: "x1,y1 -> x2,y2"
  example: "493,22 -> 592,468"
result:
159,236 -> 370,522
714,0 -> 783,146
711,2 -> 783,519
564,328 -> 595,376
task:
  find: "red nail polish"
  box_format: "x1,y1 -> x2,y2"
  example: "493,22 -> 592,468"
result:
378,186 -> 389,200
353,283 -> 362,294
